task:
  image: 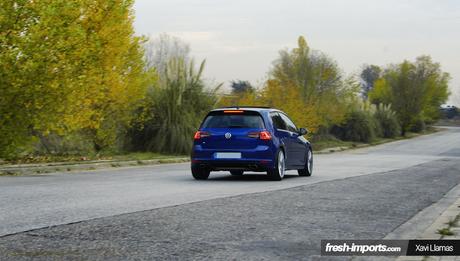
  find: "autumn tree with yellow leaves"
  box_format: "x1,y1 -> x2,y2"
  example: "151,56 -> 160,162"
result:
0,0 -> 147,157
220,36 -> 355,134
270,36 -> 353,129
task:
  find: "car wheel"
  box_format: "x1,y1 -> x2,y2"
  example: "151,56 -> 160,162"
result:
191,166 -> 210,180
230,170 -> 244,176
298,148 -> 313,177
267,149 -> 285,181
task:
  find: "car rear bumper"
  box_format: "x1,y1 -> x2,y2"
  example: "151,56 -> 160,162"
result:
191,159 -> 273,172
191,144 -> 276,171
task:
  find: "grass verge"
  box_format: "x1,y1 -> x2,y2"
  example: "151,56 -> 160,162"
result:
0,152 -> 187,166
313,127 -> 439,153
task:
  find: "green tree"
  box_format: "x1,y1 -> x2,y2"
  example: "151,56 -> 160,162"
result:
413,56 -> 450,123
143,33 -> 190,75
369,56 -> 450,135
360,64 -> 381,99
0,0 -> 146,157
1,0 -> 87,157
368,78 -> 392,105
230,80 -> 254,94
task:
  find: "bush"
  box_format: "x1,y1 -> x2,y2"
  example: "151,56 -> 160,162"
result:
410,117 -> 426,133
331,109 -> 379,143
34,132 -> 96,156
374,104 -> 401,138
128,58 -> 219,154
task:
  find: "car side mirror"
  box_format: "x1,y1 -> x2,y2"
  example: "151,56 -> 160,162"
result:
298,128 -> 308,135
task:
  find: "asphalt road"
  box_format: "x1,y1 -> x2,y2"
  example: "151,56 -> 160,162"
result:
0,127 -> 459,260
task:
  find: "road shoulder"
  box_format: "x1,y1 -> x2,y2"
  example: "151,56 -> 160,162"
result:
384,182 -> 460,261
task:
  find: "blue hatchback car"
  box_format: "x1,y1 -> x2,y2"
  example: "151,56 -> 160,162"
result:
191,107 -> 313,181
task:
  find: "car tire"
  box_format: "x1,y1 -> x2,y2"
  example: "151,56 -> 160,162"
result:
191,166 -> 210,180
267,149 -> 285,181
298,148 -> 313,177
230,170 -> 244,176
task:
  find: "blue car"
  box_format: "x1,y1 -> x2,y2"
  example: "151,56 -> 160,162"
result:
191,107 -> 313,181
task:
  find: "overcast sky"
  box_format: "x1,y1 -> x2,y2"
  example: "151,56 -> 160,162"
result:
134,0 -> 460,105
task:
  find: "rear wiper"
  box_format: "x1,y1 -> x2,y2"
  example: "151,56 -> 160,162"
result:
228,125 -> 245,128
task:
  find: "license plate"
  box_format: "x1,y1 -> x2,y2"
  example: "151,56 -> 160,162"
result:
215,152 -> 241,159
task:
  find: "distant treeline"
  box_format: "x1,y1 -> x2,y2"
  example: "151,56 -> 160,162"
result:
0,1 -> 451,159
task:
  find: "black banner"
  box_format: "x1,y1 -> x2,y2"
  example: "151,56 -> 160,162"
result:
321,239 -> 460,256
406,240 -> 459,256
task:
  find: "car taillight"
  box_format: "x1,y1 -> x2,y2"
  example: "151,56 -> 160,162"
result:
247,131 -> 272,140
194,131 -> 210,140
259,131 -> 272,140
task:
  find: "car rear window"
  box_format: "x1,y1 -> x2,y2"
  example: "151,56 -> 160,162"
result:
201,111 -> 265,129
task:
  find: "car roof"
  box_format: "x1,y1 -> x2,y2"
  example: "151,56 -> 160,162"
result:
211,106 -> 279,113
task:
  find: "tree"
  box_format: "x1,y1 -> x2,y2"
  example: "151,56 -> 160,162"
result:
1,0 -> 86,156
368,78 -> 392,105
77,0 -> 148,151
368,56 -> 450,135
216,80 -> 255,106
220,79 -> 324,134
261,80 -> 321,133
413,56 -> 450,122
270,36 -> 349,128
0,0 -> 147,157
230,80 -> 254,94
143,33 -> 190,74
360,64 -> 381,99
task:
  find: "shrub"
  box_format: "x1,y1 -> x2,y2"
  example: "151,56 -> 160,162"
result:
331,109 -> 379,143
33,132 -> 96,156
346,111 -> 378,143
410,117 -> 426,133
129,58 -> 220,154
331,100 -> 382,143
374,104 -> 401,138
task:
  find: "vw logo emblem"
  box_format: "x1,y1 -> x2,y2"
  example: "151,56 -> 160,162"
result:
225,132 -> 232,139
